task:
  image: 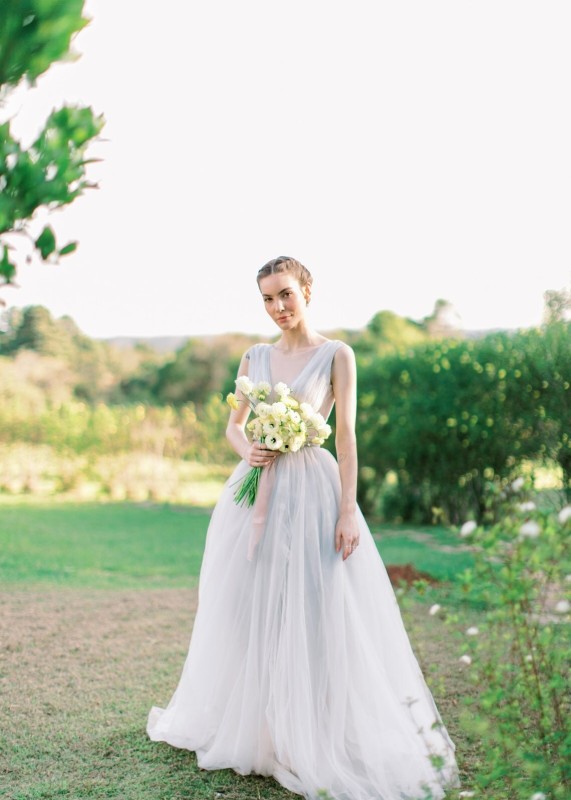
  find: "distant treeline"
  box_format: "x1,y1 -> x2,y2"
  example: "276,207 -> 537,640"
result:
0,300 -> 569,521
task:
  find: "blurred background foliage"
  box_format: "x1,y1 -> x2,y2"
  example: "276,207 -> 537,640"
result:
0,292 -> 568,516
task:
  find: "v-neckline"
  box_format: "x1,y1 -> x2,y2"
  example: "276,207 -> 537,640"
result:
267,340 -> 332,393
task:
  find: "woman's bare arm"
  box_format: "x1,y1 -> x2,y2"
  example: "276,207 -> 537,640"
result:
331,344 -> 360,559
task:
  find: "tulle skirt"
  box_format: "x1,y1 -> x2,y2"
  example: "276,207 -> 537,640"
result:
147,447 -> 460,799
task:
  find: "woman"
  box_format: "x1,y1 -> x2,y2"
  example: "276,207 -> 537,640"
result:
147,257 -> 460,799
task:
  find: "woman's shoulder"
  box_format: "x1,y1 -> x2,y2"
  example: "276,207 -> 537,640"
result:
329,339 -> 355,359
243,341 -> 271,360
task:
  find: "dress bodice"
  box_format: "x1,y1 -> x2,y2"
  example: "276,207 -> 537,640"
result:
247,340 -> 345,420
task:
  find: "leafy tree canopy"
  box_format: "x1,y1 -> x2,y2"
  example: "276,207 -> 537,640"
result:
0,1 -> 104,292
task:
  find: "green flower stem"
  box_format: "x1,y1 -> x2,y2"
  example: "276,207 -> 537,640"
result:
232,466 -> 262,507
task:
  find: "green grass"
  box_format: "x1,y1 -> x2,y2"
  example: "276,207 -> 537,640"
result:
0,502 -> 210,588
0,501 -> 477,799
372,523 -> 474,583
0,503 -> 474,590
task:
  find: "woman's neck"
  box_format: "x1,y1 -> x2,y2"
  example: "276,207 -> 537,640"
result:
273,326 -> 327,353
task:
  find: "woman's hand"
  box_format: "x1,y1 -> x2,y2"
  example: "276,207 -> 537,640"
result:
244,441 -> 281,468
335,510 -> 360,561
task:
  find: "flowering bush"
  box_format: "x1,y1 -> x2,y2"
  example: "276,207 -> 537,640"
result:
450,480 -> 571,798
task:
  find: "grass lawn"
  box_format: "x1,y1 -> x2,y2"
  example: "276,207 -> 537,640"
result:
0,502 -> 474,590
0,501 -> 478,800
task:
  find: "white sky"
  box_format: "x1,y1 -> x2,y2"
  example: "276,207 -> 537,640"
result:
3,0 -> 570,338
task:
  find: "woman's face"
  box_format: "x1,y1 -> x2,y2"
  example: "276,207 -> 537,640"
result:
258,273 -> 310,331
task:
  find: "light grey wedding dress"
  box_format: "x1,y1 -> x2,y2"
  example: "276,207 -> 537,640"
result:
147,340 -> 460,800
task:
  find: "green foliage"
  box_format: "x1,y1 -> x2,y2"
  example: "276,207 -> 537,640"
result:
353,309 -> 428,357
450,484 -> 571,798
0,1 -> 103,288
0,0 -> 88,89
356,323 -> 570,522
151,335 -> 256,405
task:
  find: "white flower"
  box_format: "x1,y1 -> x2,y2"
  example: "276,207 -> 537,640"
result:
299,402 -> 314,419
254,381 -> 271,398
511,476 -> 525,492
264,434 -> 283,450
459,654 -> 472,665
459,793 -> 475,798
517,501 -> 536,513
525,654 -> 533,662
283,395 -> 299,409
460,520 -> 477,537
5,153 -> 17,170
290,435 -> 305,452
558,505 -> 571,524
519,520 -> 541,539
530,794 -> 546,800
271,401 -> 287,417
429,604 -> 441,616
554,599 -> 570,614
254,402 -> 272,418
236,376 -> 254,396
274,382 -> 290,398
466,626 -> 479,636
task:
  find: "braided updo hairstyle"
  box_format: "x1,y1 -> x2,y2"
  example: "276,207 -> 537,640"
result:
256,256 -> 313,291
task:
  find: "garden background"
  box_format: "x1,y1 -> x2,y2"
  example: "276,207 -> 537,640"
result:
1,2 -> 569,799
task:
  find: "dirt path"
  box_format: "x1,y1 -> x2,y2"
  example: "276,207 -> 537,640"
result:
0,587 -> 471,798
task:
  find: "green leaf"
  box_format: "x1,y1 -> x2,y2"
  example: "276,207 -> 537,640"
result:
35,225 -> 57,259
59,241 -> 78,256
0,245 -> 16,282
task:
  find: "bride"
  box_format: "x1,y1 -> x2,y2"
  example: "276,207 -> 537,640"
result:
147,257 -> 461,799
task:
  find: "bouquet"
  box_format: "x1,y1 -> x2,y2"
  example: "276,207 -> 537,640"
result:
226,377 -> 332,507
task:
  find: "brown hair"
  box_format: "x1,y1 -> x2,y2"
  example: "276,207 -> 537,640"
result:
256,256 -> 313,289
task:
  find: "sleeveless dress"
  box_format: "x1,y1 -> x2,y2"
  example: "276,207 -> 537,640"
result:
147,340 -> 460,800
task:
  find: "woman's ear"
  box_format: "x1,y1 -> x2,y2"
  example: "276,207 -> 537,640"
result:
304,287 -> 311,305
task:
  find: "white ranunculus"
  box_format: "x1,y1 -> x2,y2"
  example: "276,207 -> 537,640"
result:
262,420 -> 278,435
299,402 -> 313,419
255,402 -> 272,418
511,476 -> 525,492
466,626 -> 479,636
271,401 -> 287,417
254,381 -> 272,398
460,520 -> 477,537
288,410 -> 301,425
558,505 -> 571,524
284,395 -> 299,409
519,520 -> 541,539
459,655 -> 472,665
517,501 -> 536,513
274,382 -> 290,398
554,599 -> 570,614
264,434 -> 283,451
429,604 -> 441,616
236,376 -> 254,396
290,435 -> 305,452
